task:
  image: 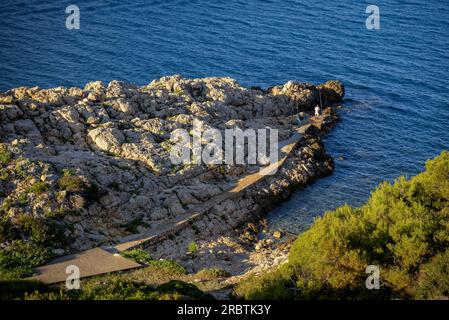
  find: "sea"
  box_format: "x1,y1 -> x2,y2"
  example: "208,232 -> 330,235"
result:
1,0 -> 448,232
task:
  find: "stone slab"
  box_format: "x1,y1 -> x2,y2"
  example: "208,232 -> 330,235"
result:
29,247 -> 142,284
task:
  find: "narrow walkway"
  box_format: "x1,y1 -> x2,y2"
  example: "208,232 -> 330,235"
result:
30,248 -> 142,284
30,125 -> 309,284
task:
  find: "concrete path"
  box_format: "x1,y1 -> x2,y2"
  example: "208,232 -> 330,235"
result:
30,125 -> 309,284
30,248 -> 142,284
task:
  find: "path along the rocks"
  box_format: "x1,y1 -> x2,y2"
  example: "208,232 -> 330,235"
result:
30,123 -> 314,284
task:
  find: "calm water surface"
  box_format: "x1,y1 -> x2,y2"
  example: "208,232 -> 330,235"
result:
1,0 -> 448,232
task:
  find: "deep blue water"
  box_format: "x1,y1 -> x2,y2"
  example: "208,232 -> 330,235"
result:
1,0 -> 448,232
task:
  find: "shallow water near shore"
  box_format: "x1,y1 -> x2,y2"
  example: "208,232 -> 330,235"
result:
1,0 -> 448,233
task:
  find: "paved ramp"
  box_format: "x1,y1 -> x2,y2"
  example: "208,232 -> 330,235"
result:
29,248 -> 142,284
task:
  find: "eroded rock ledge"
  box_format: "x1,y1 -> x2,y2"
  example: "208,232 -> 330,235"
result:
0,76 -> 344,260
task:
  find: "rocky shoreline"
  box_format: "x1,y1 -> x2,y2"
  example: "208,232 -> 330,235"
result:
0,75 -> 344,282
142,122 -> 339,296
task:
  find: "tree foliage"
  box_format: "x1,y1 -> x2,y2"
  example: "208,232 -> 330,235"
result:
235,151 -> 449,300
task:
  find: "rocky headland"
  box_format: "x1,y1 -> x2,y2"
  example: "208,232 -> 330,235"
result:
0,76 -> 344,282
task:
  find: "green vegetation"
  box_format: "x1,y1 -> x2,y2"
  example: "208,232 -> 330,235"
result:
0,241 -> 49,279
147,259 -> 187,275
234,151 -> 449,300
58,168 -> 86,192
26,181 -> 50,194
195,268 -> 231,280
415,249 -> 449,299
0,279 -> 212,300
17,194 -> 28,207
0,170 -> 10,182
0,213 -> 69,279
1,198 -> 13,212
43,207 -> 76,219
121,249 -> 153,264
187,241 -> 198,254
0,160 -> 73,277
215,165 -> 226,175
0,144 -> 12,163
57,168 -> 102,202
149,280 -> 214,300
0,280 -> 61,300
121,217 -> 149,233
121,249 -> 187,274
13,161 -> 28,179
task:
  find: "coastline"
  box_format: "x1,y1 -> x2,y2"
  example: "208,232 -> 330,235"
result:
0,75 -> 344,286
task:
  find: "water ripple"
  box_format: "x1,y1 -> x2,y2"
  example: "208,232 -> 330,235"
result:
1,0 -> 448,232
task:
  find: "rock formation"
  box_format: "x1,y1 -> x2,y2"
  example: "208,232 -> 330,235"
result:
0,75 -> 344,259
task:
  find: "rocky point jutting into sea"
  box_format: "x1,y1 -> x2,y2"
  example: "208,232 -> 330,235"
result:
0,75 -> 344,278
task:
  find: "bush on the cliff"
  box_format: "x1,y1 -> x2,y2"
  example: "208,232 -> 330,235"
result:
0,241 -> 49,279
235,151 -> 449,300
26,181 -> 50,194
0,278 -> 212,300
0,214 -> 69,279
120,249 -> 187,274
0,144 -> 13,164
121,249 -> 153,264
415,249 -> 449,299
0,280 -> 61,300
149,280 -> 214,300
146,259 -> 187,275
58,168 -> 86,192
195,268 -> 231,280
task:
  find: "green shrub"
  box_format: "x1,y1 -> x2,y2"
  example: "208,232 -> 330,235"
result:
149,280 -> 214,300
195,268 -> 231,280
235,151 -> 449,300
0,213 -> 69,279
26,182 -> 50,194
43,207 -> 73,219
79,278 -> 155,300
0,278 -> 212,300
0,215 -> 12,241
0,170 -> 10,182
187,241 -> 198,254
0,240 -> 49,278
15,214 -> 66,247
0,280 -> 60,300
13,162 -> 27,179
121,249 -> 153,264
1,198 -> 13,212
415,249 -> 449,299
58,169 -> 85,192
147,259 -> 187,275
17,194 -> 28,207
0,145 -> 12,163
120,249 -> 186,275
233,269 -> 293,300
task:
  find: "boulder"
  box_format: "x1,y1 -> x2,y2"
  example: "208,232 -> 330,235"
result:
88,126 -> 125,155
269,81 -> 319,111
318,80 -> 345,103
